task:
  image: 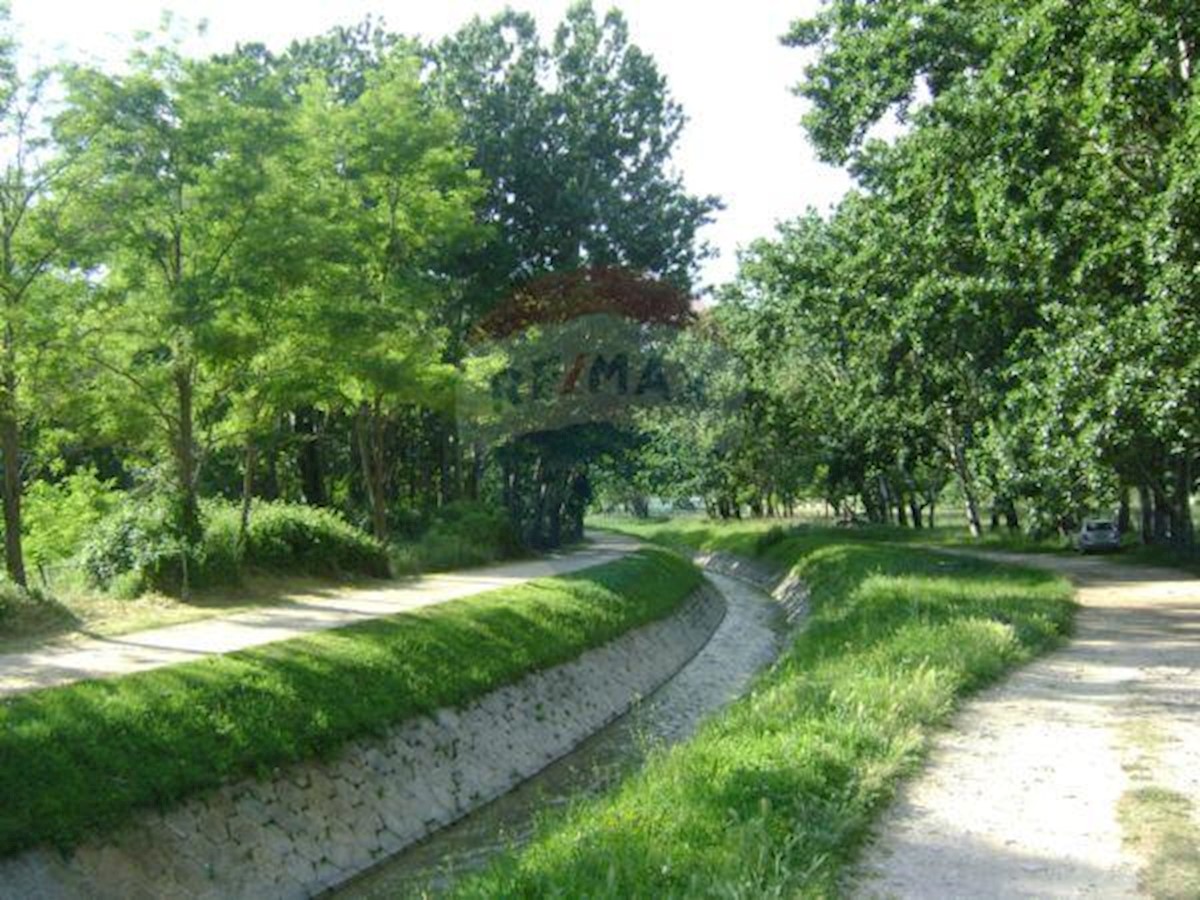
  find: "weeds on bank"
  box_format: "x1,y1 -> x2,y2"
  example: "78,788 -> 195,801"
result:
0,548 -> 699,857
453,527 -> 1074,898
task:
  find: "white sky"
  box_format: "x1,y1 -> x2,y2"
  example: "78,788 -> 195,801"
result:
9,0 -> 854,292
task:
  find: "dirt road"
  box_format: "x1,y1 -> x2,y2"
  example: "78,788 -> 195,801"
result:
0,534 -> 636,698
854,551 -> 1200,899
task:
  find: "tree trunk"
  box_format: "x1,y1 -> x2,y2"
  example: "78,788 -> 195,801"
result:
1175,456 -> 1194,547
1117,487 -> 1131,534
0,406 -> 26,588
355,403 -> 389,542
174,365 -> 201,546
240,439 -> 257,543
294,407 -> 327,507
879,476 -> 894,525
1139,483 -> 1154,543
909,497 -> 923,529
467,441 -> 484,502
949,437 -> 983,537
1152,484 -> 1172,544
1,313 -> 25,586
1003,498 -> 1020,531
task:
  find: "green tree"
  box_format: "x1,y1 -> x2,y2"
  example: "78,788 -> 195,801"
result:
0,5 -> 90,585
58,43 -> 290,552
289,53 -> 482,539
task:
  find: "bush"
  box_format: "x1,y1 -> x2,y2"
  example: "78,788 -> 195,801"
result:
0,581 -> 20,623
391,502 -> 522,576
80,496 -> 186,594
755,523 -> 803,554
23,469 -> 120,569
82,499 -> 389,594
427,501 -> 521,555
236,502 -> 390,578
0,581 -> 73,635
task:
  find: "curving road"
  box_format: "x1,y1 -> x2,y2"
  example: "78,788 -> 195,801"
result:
0,533 -> 639,698
854,550 -> 1200,899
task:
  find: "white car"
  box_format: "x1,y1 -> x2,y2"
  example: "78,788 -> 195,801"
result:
1077,519 -> 1121,553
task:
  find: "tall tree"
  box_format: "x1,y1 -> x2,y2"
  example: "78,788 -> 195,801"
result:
58,43 -> 290,548
0,5 -> 88,585
290,53 -> 482,540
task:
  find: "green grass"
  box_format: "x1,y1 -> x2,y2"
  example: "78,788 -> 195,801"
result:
1119,787 -> 1200,899
592,512 -> 1200,576
0,547 -> 700,857
452,522 -> 1075,898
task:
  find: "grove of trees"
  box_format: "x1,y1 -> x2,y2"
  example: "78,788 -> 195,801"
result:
3,0 -> 1197,600
623,0 -> 1197,547
0,2 -> 716,589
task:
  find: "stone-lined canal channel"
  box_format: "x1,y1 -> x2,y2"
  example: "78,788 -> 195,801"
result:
333,571 -> 789,898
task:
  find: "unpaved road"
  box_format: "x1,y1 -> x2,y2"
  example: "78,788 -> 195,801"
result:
854,550 -> 1200,899
0,534 -> 637,697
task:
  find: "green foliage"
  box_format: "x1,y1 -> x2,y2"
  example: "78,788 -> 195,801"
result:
432,3 -> 720,293
0,581 -> 40,624
80,496 -> 186,594
754,523 -> 799,555
81,499 -> 388,594
452,526 -> 1074,897
685,0 -> 1199,544
390,501 -> 522,576
236,502 -> 390,578
0,548 -> 699,856
21,469 -> 119,568
0,580 -> 76,646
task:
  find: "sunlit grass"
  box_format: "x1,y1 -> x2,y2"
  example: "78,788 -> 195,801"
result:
0,548 -> 700,857
452,525 -> 1074,898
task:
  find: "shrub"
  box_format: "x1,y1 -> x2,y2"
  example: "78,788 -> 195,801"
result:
0,581 -> 73,634
0,581 -> 18,623
391,502 -> 522,576
237,502 -> 390,578
82,499 -> 389,594
80,496 -> 184,594
427,501 -> 521,555
23,469 -> 120,569
755,523 -> 803,554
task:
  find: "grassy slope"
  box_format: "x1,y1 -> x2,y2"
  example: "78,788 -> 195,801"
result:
593,512 -> 1200,575
0,547 -> 700,857
451,520 -> 1074,898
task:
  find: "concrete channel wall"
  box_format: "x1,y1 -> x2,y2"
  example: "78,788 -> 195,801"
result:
0,586 -> 725,900
694,551 -> 810,623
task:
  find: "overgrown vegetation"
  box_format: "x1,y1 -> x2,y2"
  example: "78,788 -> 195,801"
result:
448,524 -> 1074,897
390,502 -> 524,576
81,500 -> 390,595
0,547 -> 700,856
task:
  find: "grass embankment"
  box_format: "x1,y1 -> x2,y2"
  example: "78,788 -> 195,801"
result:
593,511 -> 1200,575
0,547 -> 700,858
450,520 -> 1075,898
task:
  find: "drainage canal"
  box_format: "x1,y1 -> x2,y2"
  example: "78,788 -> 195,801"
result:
333,571 -> 788,898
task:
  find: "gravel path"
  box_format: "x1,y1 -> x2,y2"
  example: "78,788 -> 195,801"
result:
0,534 -> 637,697
854,550 -> 1200,899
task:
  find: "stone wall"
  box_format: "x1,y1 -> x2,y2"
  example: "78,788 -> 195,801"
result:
694,551 -> 809,623
0,586 -> 724,900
